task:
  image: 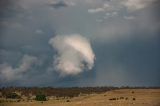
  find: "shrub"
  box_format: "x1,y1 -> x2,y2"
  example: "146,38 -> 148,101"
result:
5,92 -> 21,99
120,97 -> 124,99
133,98 -> 136,100
17,99 -> 21,102
109,98 -> 116,100
35,93 -> 46,101
66,100 -> 70,102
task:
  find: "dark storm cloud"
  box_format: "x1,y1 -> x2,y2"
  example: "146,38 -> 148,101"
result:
0,0 -> 160,87
48,1 -> 68,9
0,0 -> 12,30
102,0 -> 112,2
150,0 -> 160,24
94,37 -> 160,86
0,0 -> 23,19
0,0 -> 12,14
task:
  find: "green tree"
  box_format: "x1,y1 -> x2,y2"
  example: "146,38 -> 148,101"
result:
35,93 -> 46,101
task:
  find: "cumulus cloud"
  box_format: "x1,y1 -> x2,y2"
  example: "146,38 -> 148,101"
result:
124,16 -> 135,20
123,0 -> 155,11
0,55 -> 38,81
88,3 -> 113,14
49,34 -> 95,76
88,8 -> 105,13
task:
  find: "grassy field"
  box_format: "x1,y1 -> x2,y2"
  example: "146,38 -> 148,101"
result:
1,89 -> 160,106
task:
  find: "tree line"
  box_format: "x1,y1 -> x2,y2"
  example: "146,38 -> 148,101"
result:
0,87 -> 117,98
0,86 -> 159,98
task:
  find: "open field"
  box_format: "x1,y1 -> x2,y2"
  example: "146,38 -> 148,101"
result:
0,89 -> 160,106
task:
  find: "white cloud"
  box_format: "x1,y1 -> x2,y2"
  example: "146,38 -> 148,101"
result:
123,0 -> 155,11
88,3 -> 113,14
124,16 -> 136,20
88,8 -> 104,13
35,29 -> 43,34
0,55 -> 38,81
63,0 -> 75,6
103,3 -> 110,9
106,11 -> 118,17
49,34 -> 95,76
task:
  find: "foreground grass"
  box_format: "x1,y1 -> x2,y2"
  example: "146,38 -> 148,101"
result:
1,89 -> 160,106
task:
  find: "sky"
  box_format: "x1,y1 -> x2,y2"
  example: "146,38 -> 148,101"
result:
0,0 -> 160,87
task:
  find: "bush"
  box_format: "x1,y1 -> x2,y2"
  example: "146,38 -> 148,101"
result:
35,93 -> 46,101
109,98 -> 116,100
120,97 -> 124,99
17,99 -> 21,102
125,97 -> 128,100
66,100 -> 70,102
5,92 -> 21,99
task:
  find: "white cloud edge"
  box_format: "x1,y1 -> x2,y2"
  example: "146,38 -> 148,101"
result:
0,54 -> 38,81
48,34 -> 95,76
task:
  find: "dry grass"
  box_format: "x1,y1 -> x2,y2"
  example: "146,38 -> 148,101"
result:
1,89 -> 160,106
